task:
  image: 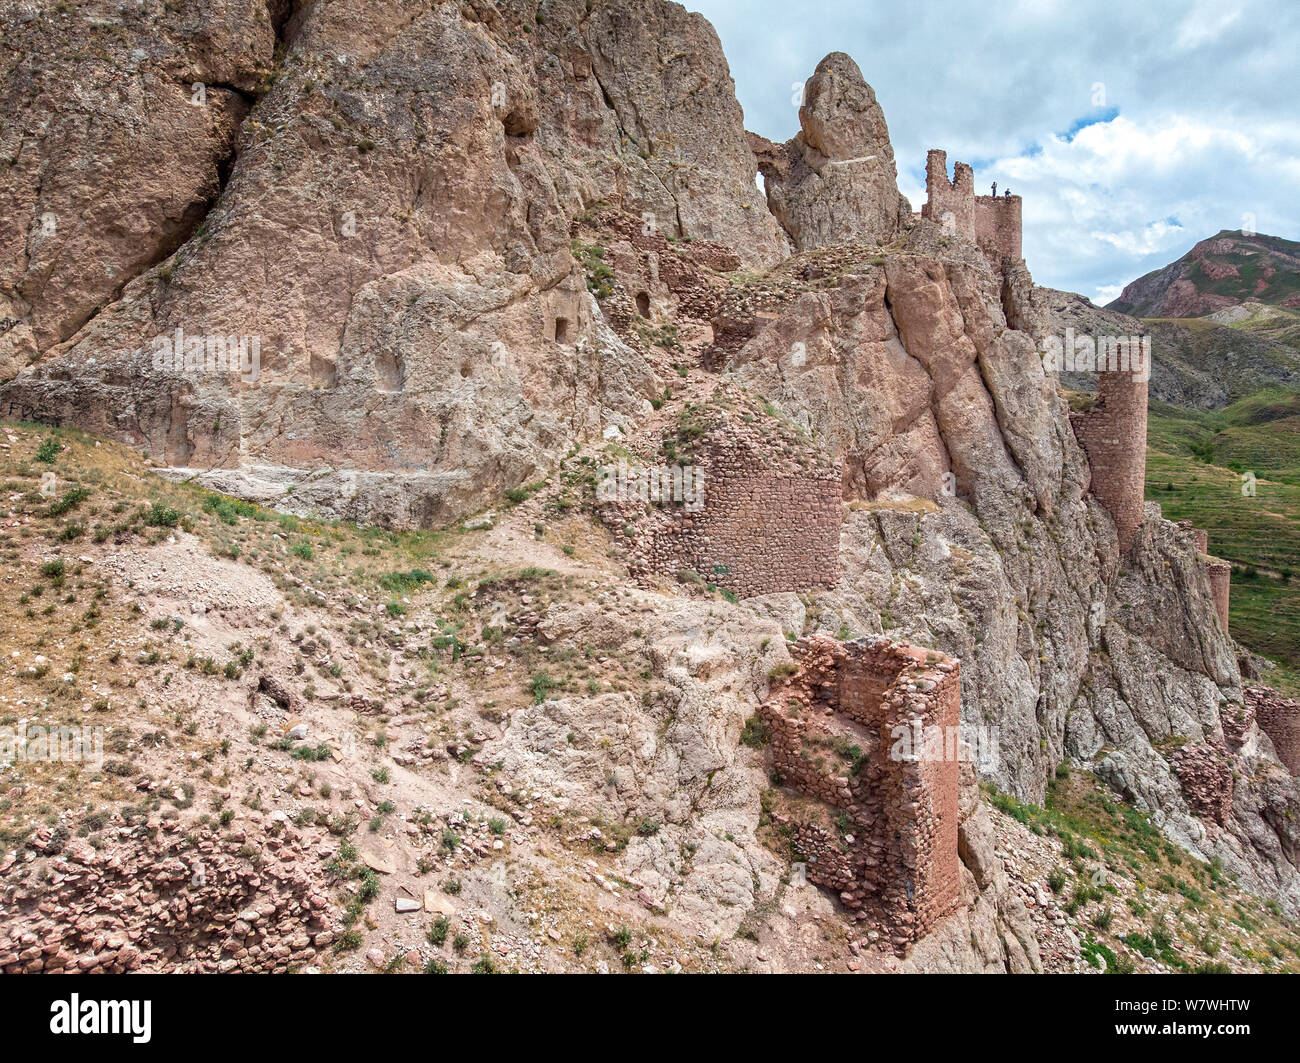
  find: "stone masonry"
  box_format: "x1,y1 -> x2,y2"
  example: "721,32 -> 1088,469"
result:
1176,521 -> 1232,635
1206,557 -> 1232,634
922,150 -> 975,241
1248,686 -> 1300,775
607,410 -> 842,598
974,192 -> 1022,262
1070,364 -> 1149,554
922,149 -> 1023,264
1167,741 -> 1235,825
760,634 -> 962,953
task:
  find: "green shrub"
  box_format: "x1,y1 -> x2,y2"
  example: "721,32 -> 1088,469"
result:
740,714 -> 769,749
146,502 -> 182,528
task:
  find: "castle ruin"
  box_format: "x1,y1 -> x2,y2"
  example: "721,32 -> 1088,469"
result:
604,410 -> 843,599
1070,365 -> 1149,554
1177,523 -> 1232,635
1248,687 -> 1300,776
921,149 -> 1023,264
760,635 -> 963,952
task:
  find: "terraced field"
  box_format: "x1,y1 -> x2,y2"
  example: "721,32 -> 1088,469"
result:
1146,391 -> 1300,688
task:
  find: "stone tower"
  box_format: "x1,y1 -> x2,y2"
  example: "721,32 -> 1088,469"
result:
921,149 -> 975,241
1071,362 -> 1149,554
922,149 -> 1023,263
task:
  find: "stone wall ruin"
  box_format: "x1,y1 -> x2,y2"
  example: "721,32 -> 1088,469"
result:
605,413 -> 843,599
759,634 -> 962,953
1248,686 -> 1300,775
922,149 -> 1023,264
1070,365 -> 1149,554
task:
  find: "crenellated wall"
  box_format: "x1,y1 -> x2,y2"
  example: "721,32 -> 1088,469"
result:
921,150 -> 975,241
922,149 -> 1023,264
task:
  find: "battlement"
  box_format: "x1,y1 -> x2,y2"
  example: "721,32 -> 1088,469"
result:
921,149 -> 1023,264
921,149 -> 975,241
760,635 -> 963,953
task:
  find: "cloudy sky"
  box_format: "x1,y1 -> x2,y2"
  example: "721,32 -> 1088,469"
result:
688,0 -> 1300,304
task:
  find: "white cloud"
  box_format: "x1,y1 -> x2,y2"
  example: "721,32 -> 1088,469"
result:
689,0 -> 1300,299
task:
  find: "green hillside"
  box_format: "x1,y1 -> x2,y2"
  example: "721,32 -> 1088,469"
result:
1146,390 -> 1300,688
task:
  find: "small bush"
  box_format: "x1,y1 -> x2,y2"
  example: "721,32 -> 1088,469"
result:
146,502 -> 182,528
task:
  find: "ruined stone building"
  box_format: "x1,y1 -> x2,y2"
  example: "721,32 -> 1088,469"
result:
921,149 -> 1023,264
1249,687 -> 1300,775
760,635 -> 963,952
604,410 -> 843,599
1070,361 -> 1150,555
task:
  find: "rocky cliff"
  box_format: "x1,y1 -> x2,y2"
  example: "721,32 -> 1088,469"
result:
0,0 -> 784,523
1,0 -> 1297,967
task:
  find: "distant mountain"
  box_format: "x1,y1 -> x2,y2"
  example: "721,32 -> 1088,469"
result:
1039,286 -> 1300,409
1108,230 -> 1300,317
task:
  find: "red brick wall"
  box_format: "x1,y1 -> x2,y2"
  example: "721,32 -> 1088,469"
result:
1071,367 -> 1149,553
974,194 -> 1022,262
760,635 -> 962,953
1206,558 -> 1231,635
921,149 -> 975,241
922,150 -> 1023,266
1248,686 -> 1300,775
1176,522 -> 1231,636
1168,741 -> 1235,825
613,424 -> 842,598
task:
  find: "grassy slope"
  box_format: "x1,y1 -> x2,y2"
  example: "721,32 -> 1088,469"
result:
989,771 -> 1300,973
1146,390 -> 1300,688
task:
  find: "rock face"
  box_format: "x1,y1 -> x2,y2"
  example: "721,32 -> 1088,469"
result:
0,0 -> 275,378
719,231 -> 1299,913
752,53 -> 908,251
2,0 -> 1298,961
579,1 -> 788,266
0,0 -> 784,524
